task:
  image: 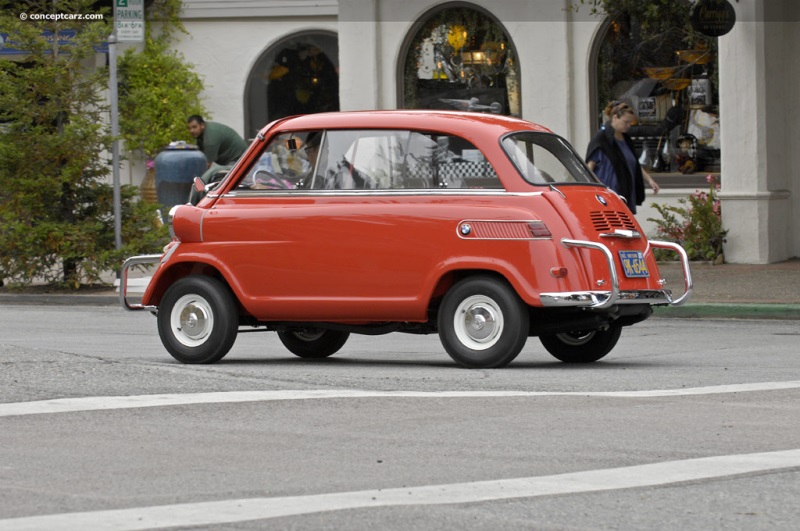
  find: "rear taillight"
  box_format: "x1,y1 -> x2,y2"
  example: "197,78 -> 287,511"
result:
527,221 -> 552,238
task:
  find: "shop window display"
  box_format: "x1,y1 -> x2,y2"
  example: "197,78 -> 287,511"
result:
245,32 -> 339,140
400,5 -> 520,117
593,9 -> 721,176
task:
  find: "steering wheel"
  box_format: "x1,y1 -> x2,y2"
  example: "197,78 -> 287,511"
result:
254,170 -> 293,189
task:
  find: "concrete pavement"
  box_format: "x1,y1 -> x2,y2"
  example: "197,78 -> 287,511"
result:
1,259 -> 799,319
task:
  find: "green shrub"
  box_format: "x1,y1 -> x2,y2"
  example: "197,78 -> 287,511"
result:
0,1 -> 169,288
118,1 -> 207,160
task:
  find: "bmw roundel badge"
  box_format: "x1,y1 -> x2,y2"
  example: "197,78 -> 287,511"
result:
596,195 -> 607,206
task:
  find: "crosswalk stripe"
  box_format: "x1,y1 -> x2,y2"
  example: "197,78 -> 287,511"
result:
2,449 -> 799,530
2,381 -> 800,417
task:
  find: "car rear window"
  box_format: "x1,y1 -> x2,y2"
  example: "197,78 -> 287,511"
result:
502,132 -> 598,185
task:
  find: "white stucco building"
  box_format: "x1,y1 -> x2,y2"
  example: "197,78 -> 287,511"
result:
157,0 -> 797,264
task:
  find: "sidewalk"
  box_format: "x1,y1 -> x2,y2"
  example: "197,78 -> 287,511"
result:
1,259 -> 799,319
654,258 -> 800,320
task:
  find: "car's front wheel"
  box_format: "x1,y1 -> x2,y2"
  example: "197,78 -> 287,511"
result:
157,276 -> 239,364
438,276 -> 529,368
539,325 -> 622,363
278,329 -> 350,358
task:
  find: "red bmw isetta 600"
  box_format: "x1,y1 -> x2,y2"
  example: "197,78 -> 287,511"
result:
122,111 -> 691,368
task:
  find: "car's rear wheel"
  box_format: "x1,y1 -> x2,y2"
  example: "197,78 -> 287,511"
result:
278,329 -> 350,358
157,276 -> 239,364
539,325 -> 622,363
438,276 -> 529,368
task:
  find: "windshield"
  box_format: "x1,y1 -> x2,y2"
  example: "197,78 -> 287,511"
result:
501,132 -> 598,185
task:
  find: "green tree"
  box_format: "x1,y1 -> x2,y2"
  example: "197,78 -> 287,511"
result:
570,0 -> 697,40
0,0 -> 168,288
118,0 -> 207,160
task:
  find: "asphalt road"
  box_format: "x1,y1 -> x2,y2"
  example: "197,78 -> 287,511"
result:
1,305 -> 799,530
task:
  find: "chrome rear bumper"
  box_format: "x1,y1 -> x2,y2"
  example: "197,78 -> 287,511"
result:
540,239 -> 693,309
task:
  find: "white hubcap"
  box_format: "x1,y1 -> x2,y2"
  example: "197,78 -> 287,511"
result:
454,295 -> 504,350
171,294 -> 214,347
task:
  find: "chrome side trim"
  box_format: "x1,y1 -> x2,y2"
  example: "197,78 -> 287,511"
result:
120,254 -> 161,311
161,241 -> 180,263
200,208 -> 207,242
549,184 -> 566,199
648,240 -> 693,306
221,189 -> 546,198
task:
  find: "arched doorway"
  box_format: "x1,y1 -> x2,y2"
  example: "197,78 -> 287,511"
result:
398,2 -> 520,117
245,32 -> 339,140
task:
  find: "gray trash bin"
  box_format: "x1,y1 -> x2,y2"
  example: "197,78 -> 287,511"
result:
154,142 -> 207,213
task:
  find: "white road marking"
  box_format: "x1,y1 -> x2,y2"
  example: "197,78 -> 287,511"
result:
2,449 -> 799,530
2,380 -> 800,418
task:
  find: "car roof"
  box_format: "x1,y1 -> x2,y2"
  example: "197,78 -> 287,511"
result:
258,110 -> 553,139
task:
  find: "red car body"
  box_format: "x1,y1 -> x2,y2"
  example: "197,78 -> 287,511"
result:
122,111 -> 691,368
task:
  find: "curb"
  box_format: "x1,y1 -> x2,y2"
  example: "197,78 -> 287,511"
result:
0,292 -> 120,307
654,303 -> 800,320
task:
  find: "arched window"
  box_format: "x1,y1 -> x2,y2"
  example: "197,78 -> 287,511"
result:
244,32 -> 339,140
398,3 -> 520,117
591,10 -> 720,173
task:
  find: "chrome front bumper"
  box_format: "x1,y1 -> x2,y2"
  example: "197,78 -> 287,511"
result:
539,239 -> 693,309
120,253 -> 162,311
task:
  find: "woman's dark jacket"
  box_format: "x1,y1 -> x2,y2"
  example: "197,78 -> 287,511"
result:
586,125 -> 645,208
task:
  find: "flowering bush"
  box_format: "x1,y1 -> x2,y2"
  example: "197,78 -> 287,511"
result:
648,175 -> 728,262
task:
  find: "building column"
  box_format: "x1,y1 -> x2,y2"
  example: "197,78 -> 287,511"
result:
718,0 -> 795,263
337,0 -> 380,110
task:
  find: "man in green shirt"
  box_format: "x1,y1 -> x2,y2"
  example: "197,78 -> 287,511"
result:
187,115 -> 248,167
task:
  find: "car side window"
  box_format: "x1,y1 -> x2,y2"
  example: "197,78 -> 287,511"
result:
405,132 -> 502,189
236,132 -> 319,190
308,130 -> 503,190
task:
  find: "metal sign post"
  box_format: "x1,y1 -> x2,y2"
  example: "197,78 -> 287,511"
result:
109,32 -> 122,250
110,0 -> 144,251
